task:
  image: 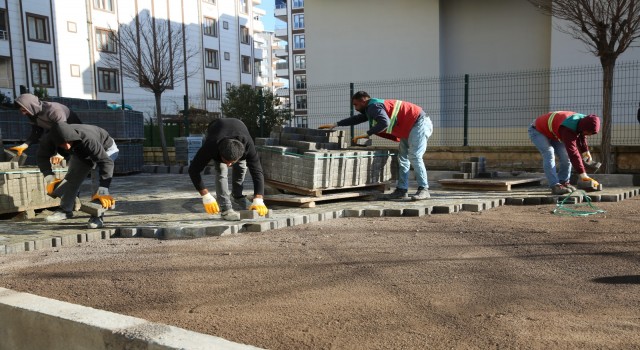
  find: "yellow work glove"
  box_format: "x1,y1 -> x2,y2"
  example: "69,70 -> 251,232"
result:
249,197 -> 268,216
318,123 -> 336,130
201,193 -> 220,215
352,134 -> 369,144
50,153 -> 65,165
45,175 -> 62,196
9,143 -> 28,156
92,187 -> 115,209
579,173 -> 600,187
582,151 -> 592,163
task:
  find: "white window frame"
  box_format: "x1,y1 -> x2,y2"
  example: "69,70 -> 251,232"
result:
240,26 -> 250,44
205,49 -> 219,69
93,0 -> 114,12
97,68 -> 119,93
293,34 -> 305,49
293,14 -> 304,29
203,17 -> 218,37
206,80 -> 220,100
295,94 -> 307,110
294,74 -> 306,90
294,55 -> 306,70
26,14 -> 49,43
30,60 -> 53,87
241,55 -> 251,74
95,28 -> 117,53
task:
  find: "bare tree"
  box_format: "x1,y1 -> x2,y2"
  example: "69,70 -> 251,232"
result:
527,0 -> 640,173
102,14 -> 199,165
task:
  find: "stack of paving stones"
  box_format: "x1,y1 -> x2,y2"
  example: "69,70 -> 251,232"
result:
174,136 -> 204,165
0,162 -> 67,214
453,156 -> 487,179
256,126 -> 393,190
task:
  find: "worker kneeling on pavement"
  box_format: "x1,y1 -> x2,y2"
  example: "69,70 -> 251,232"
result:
45,123 -> 119,228
188,118 -> 268,221
528,111 -> 600,195
319,91 -> 433,201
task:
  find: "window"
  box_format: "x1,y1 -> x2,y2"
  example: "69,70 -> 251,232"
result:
226,82 -> 232,90
240,0 -> 248,13
95,28 -> 117,53
30,60 -> 53,87
294,55 -> 305,70
67,21 -> 77,33
223,21 -> 229,29
0,57 -> 13,88
0,10 -> 8,40
293,14 -> 304,29
293,0 -> 304,8
97,68 -> 119,92
70,64 -> 80,77
93,0 -> 114,12
294,75 -> 306,90
240,26 -> 249,44
206,80 -> 220,100
295,95 -> 307,110
293,34 -> 305,49
27,14 -> 49,43
224,52 -> 230,60
241,56 -> 251,73
203,17 -> 218,37
205,49 -> 219,69
255,60 -> 263,77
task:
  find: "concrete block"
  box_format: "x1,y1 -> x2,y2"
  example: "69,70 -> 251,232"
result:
461,203 -> 483,212
523,197 -> 542,205
240,210 -> 260,220
142,165 -> 157,173
161,227 -> 185,239
265,209 -> 273,219
344,209 -> 363,217
541,196 -> 556,204
205,225 -> 233,236
505,198 -> 525,205
24,241 -> 35,252
76,233 -> 86,244
58,234 -> 78,246
432,205 -> 455,214
244,222 -> 271,232
586,194 -> 601,202
403,208 -> 425,217
101,229 -> 116,239
307,214 -> 319,223
364,209 -> 383,217
119,228 -> 139,238
270,219 -> 288,230
0,245 -> 4,255
85,231 -> 102,242
80,202 -> 106,217
182,227 -> 206,238
287,216 -> 305,226
302,215 -> 311,224
51,237 -> 62,248
140,227 -> 161,238
600,194 -> 620,202
383,208 -> 403,217
34,238 -> 53,250
332,210 -> 344,218
5,242 -> 25,254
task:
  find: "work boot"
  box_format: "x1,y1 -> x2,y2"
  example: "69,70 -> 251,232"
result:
562,182 -> 577,192
221,209 -> 241,221
382,188 -> 408,200
411,187 -> 431,201
551,184 -> 572,195
232,195 -> 252,210
45,210 -> 73,222
87,215 -> 104,229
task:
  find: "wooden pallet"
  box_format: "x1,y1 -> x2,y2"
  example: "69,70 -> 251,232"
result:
265,179 -> 388,197
264,189 -> 381,208
438,177 -> 545,191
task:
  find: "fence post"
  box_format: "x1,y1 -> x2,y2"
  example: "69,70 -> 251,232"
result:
349,82 -> 354,146
258,89 -> 265,137
183,95 -> 190,137
464,74 -> 469,147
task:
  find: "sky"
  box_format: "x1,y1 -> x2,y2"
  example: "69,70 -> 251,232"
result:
256,1 -> 276,31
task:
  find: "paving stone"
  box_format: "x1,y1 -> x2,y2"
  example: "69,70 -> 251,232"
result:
540,196 -> 556,204
140,227 -> 161,238
101,229 -> 116,239
307,214 -> 319,223
24,241 -> 35,251
302,215 -> 312,224
461,203 -> 483,212
244,222 -> 271,232
59,234 -> 78,246
364,209 -> 383,217
51,237 -> 62,248
205,225 -> 233,236
85,231 -> 102,242
523,197 -> 542,205
586,194 -> 601,202
424,206 -> 433,215
162,227 -> 185,239
5,242 -> 25,254
0,245 -> 5,255
77,233 -> 86,243
34,238 -> 53,250
383,208 -> 403,217
182,227 -> 206,238
287,216 -> 305,226
600,194 -> 620,202
240,210 -> 260,220
332,210 -> 344,218
120,228 -> 139,238
344,209 -> 363,217
505,198 -> 525,205
432,205 -> 455,214
270,219 -> 288,230
403,208 -> 425,217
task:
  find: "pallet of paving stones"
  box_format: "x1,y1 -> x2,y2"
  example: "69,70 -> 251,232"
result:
0,164 -> 67,215
265,179 -> 388,197
263,188 -> 384,208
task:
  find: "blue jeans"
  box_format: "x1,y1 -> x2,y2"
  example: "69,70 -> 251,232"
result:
397,115 -> 433,190
528,125 -> 571,187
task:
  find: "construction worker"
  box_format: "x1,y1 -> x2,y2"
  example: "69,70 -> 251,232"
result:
528,111 -> 600,195
45,123 -> 119,228
9,93 -> 82,171
319,91 -> 433,201
188,118 -> 268,221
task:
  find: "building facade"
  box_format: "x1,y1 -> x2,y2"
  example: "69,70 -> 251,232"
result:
274,0 -> 304,125
0,0 -> 269,118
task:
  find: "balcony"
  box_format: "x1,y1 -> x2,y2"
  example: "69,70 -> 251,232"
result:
274,26 -> 287,39
254,47 -> 267,59
276,67 -> 289,78
274,47 -> 288,58
275,3 -> 287,20
276,88 -> 290,97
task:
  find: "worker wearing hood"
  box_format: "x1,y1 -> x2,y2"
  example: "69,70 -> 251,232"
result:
45,123 -> 119,229
9,93 -> 82,172
529,111 -> 601,195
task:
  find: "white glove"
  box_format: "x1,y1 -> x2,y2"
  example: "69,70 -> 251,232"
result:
202,193 -> 220,214
50,153 -> 65,165
249,197 -> 268,216
582,151 -> 592,163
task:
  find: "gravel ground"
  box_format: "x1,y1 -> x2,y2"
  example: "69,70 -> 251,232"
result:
1,197 -> 639,349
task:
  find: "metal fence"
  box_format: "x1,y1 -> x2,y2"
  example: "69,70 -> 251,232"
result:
304,61 -> 640,147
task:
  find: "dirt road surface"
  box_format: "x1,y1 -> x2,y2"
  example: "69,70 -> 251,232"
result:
1,198 -> 639,349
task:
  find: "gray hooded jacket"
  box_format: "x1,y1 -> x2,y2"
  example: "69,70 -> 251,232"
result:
15,93 -> 82,145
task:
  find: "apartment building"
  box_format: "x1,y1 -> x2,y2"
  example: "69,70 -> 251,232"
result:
274,0 -> 304,125
0,0 -> 268,118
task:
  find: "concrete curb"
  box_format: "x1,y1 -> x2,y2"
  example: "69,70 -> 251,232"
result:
0,287 -> 262,350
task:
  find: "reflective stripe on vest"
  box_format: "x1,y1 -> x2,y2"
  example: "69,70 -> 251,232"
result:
387,100 -> 403,133
547,112 -> 560,140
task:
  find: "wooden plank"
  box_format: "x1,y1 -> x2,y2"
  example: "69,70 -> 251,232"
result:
439,177 -> 544,192
265,180 -> 320,196
264,190 -> 379,208
265,179 -> 389,197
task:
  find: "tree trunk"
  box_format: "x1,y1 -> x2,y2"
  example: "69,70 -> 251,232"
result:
155,92 -> 170,166
599,57 -> 615,174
